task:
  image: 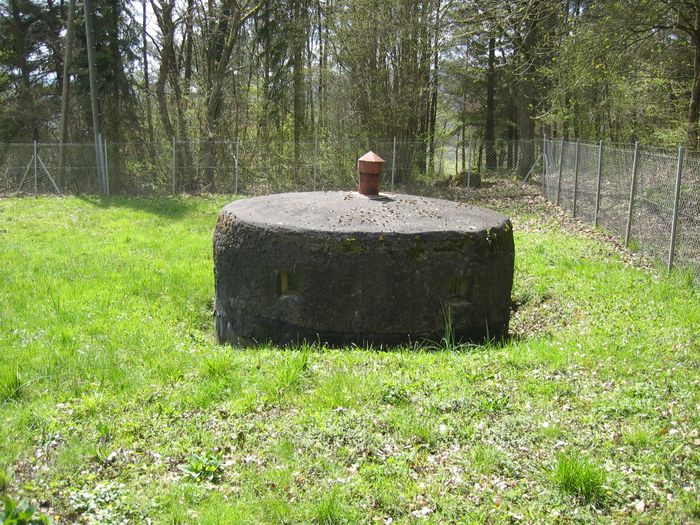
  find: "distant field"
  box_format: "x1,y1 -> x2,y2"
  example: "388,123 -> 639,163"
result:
0,194 -> 698,524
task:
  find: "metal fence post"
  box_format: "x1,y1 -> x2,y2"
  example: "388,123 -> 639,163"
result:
313,135 -> 318,191
98,139 -> 103,195
234,137 -> 239,194
468,138 -> 473,173
556,138 -> 565,205
33,141 -> 38,195
391,136 -> 397,192
594,140 -> 603,227
171,137 -> 176,195
624,141 -> 641,247
668,145 -> 685,271
102,135 -> 109,195
96,133 -> 101,194
95,132 -> 105,195
572,138 -> 580,217
496,140 -> 501,171
541,134 -> 547,194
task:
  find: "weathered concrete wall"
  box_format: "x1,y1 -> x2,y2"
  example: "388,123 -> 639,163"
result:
213,192 -> 514,347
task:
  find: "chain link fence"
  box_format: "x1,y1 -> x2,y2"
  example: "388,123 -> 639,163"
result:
677,155 -> 700,269
544,138 -> 699,272
0,138 -> 542,197
0,143 -> 101,195
8,136 -> 699,271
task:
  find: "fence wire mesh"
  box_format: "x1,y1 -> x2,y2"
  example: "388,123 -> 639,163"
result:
573,141 -> 599,220
2,137 -> 697,272
0,143 -> 100,195
597,144 -> 635,241
678,156 -> 700,269
544,138 -> 699,273
634,149 -> 678,264
0,143 -> 36,194
106,142 -> 170,195
0,138 -> 542,197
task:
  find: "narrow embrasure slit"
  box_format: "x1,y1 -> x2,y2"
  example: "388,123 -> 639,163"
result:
278,271 -> 298,295
450,275 -> 473,301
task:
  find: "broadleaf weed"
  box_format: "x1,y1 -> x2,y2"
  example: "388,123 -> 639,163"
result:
178,451 -> 223,483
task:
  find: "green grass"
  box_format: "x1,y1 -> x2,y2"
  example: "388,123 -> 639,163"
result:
1,194 -> 699,524
0,369 -> 22,403
554,453 -> 608,505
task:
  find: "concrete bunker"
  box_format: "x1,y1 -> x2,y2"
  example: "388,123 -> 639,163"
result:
213,153 -> 514,347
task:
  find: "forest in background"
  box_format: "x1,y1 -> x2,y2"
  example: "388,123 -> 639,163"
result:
2,0 -> 700,171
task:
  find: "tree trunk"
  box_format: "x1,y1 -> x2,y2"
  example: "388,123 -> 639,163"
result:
142,0 -> 154,144
152,0 -> 176,140
9,0 -> 38,140
59,0 -> 76,175
516,4 -> 541,179
316,0 -> 326,135
107,0 -> 124,143
47,0 -> 64,97
183,0 -> 194,91
306,20 -> 315,141
292,0 -> 306,172
202,1 -> 261,185
205,17 -> 240,136
427,0 -> 440,175
461,123 -> 466,173
485,36 -> 496,169
686,13 -> 700,148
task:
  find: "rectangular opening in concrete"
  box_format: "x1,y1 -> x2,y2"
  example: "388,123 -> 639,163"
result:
450,275 -> 473,301
278,271 -> 299,295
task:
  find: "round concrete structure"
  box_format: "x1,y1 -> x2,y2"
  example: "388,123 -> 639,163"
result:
213,191 -> 514,347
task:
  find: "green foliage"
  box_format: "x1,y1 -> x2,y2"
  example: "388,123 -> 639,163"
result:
0,497 -> 50,525
0,196 -> 698,523
380,383 -> 410,406
424,304 -> 464,352
0,468 -> 10,493
312,488 -> 353,525
0,369 -> 22,403
554,453 -> 608,505
539,0 -> 690,145
469,444 -> 501,474
263,349 -> 311,404
475,394 -> 510,415
1,0 -> 698,157
178,452 -> 223,483
623,425 -> 653,450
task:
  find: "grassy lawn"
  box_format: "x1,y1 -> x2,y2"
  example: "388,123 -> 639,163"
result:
0,194 -> 698,524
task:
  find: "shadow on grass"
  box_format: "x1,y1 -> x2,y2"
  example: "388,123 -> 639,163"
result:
217,328 -> 516,354
77,194 -> 230,219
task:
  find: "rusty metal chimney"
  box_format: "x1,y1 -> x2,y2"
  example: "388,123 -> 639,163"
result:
357,151 -> 384,196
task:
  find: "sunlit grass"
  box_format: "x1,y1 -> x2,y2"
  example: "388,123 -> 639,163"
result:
0,195 -> 698,524
554,453 -> 609,505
